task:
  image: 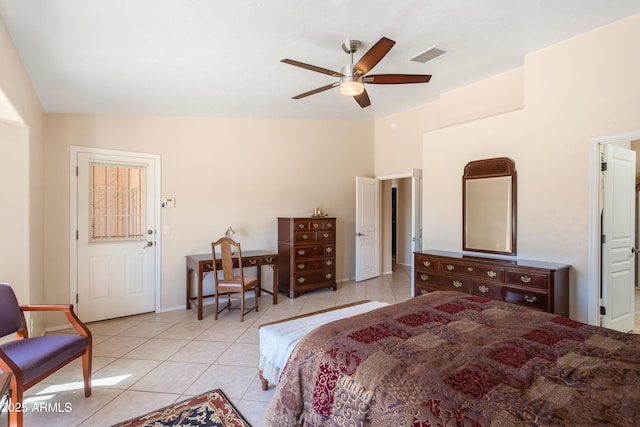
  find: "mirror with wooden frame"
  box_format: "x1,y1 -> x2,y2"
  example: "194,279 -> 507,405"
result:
463,157 -> 516,256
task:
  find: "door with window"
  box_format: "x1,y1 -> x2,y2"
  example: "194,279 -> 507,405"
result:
74,149 -> 158,322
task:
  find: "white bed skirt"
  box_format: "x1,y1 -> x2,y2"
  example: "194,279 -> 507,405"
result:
258,301 -> 389,387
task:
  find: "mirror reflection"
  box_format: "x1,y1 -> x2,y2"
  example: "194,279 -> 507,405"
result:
463,157 -> 516,256
465,177 -> 512,253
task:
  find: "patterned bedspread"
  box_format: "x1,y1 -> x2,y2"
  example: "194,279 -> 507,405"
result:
265,291 -> 640,426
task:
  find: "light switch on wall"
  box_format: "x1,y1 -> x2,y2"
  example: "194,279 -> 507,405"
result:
161,197 -> 175,208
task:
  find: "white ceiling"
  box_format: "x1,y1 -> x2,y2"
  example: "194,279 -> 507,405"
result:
1,1 -> 639,121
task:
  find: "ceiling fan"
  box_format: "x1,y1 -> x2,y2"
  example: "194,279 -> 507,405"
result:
281,37 -> 431,108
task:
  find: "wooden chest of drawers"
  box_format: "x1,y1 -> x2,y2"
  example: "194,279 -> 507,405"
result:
414,250 -> 570,316
278,217 -> 337,298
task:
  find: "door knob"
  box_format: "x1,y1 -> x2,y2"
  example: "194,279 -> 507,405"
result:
143,241 -> 154,249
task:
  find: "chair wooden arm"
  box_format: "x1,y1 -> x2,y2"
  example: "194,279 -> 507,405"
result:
20,304 -> 73,311
19,304 -> 92,341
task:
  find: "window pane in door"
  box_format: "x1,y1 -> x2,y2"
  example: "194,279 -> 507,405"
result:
90,163 -> 145,241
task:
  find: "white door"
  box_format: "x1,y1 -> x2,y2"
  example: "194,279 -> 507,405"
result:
602,144 -> 636,332
411,168 -> 423,295
74,150 -> 158,322
355,176 -> 380,281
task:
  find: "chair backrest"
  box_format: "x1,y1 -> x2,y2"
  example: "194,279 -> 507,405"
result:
211,237 -> 245,283
0,283 -> 26,338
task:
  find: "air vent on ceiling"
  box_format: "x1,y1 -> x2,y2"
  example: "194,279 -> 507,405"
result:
411,46 -> 448,64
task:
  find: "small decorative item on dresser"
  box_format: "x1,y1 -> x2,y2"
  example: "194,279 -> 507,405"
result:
312,208 -> 327,218
278,217 -> 337,298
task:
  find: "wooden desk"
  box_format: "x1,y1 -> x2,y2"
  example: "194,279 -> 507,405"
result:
186,250 -> 278,320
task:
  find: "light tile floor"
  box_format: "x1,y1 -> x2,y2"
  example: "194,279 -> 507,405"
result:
21,265 -> 412,427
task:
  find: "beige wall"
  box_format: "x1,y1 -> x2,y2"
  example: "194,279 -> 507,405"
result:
407,14 -> 639,323
0,121 -> 28,291
43,115 -> 373,314
375,102 -> 440,177
0,15 -> 45,332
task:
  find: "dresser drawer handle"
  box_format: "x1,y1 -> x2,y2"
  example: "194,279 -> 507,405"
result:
423,261 -> 431,267
249,260 -> 257,265
265,258 -> 272,263
326,247 -> 333,253
520,275 -> 532,283
486,271 -> 497,278
323,233 -> 329,238
420,274 -> 429,281
298,264 -> 305,269
313,223 -> 319,229
298,250 -> 305,255
478,285 -> 489,293
446,264 -> 454,271
298,277 -> 305,283
326,260 -> 332,266
298,224 -> 305,229
452,280 -> 463,288
326,223 -> 333,228
420,289 -> 429,295
206,263 -> 213,269
302,234 -> 309,239
524,294 -> 537,303
467,267 -> 474,272
326,273 -> 332,279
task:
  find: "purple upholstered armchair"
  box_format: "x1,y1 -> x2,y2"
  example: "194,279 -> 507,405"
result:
0,283 -> 92,427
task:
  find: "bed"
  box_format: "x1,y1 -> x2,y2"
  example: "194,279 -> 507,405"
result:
264,291 -> 640,426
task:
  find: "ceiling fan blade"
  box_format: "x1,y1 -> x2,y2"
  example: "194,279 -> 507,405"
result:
353,89 -> 371,108
292,82 -> 340,99
354,37 -> 396,75
366,74 -> 432,84
281,59 -> 342,77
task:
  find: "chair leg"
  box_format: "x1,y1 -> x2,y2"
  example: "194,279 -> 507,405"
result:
214,292 -> 219,320
255,286 -> 259,312
240,291 -> 245,322
82,349 -> 92,397
9,376 -> 23,427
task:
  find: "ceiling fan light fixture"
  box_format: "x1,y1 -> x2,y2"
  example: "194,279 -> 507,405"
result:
339,76 -> 364,96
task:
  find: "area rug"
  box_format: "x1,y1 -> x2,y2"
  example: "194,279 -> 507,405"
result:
112,389 -> 252,427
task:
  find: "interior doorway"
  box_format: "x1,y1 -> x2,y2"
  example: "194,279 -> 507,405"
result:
588,131 -> 640,329
381,177 -> 413,274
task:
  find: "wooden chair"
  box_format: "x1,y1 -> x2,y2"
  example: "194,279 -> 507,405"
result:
0,283 -> 92,427
211,237 -> 259,322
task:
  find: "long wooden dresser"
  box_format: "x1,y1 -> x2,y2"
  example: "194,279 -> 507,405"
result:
414,250 -> 570,316
278,217 -> 337,298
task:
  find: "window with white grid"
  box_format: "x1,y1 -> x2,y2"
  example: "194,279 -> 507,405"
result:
90,162 -> 145,241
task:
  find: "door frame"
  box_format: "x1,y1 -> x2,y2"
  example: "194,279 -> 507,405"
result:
69,146 -> 162,313
378,168 -> 422,295
588,131 -> 640,326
